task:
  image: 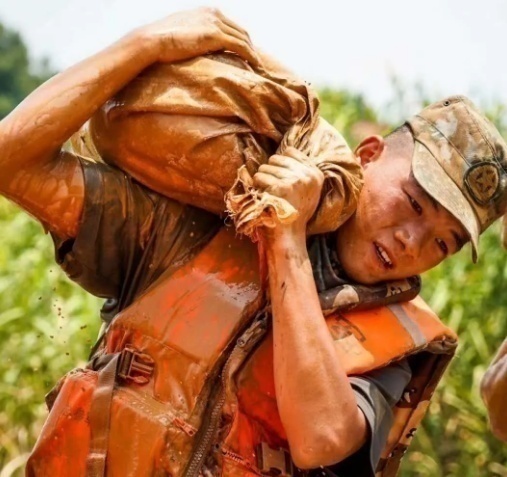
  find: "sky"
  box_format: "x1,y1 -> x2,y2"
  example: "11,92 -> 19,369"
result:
1,0 -> 506,120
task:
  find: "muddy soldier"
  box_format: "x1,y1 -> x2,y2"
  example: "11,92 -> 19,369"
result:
1,8 -> 507,477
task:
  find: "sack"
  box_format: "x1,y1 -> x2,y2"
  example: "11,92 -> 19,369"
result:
73,53 -> 363,237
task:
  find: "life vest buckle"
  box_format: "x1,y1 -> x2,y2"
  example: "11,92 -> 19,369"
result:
256,442 -> 294,476
117,346 -> 154,385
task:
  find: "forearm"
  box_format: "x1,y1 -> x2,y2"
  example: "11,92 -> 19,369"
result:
266,228 -> 366,468
0,31 -> 157,174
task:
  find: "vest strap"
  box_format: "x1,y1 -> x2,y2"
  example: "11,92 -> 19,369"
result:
388,303 -> 426,347
86,347 -> 155,476
86,353 -> 119,477
255,442 -> 308,477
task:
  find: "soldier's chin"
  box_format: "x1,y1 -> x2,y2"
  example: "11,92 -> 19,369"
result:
340,259 -> 379,285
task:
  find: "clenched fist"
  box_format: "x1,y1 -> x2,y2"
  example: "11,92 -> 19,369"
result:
253,147 -> 324,233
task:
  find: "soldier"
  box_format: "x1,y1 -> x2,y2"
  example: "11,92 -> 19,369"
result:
1,7 -> 507,477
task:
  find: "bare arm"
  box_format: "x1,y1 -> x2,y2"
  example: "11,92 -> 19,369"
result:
254,149 -> 367,469
481,338 -> 507,441
0,7 -> 259,238
0,34 -> 157,238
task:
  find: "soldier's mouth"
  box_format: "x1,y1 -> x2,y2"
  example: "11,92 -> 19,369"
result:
374,242 -> 394,269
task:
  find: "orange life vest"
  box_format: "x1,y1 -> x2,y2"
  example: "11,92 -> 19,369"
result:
26,227 -> 457,477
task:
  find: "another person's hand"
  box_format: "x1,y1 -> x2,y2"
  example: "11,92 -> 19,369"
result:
253,147 -> 324,235
133,7 -> 261,67
481,343 -> 507,441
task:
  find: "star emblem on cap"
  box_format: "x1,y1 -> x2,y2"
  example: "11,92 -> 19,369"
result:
464,162 -> 500,206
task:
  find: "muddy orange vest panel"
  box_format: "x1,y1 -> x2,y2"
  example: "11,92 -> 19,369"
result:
27,227 -> 457,477
224,299 -> 457,477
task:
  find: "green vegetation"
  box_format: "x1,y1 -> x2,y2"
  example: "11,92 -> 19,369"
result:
0,199 -> 101,477
0,23 -> 52,119
0,20 -> 506,477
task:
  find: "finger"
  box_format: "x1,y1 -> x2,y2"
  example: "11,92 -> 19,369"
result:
253,172 -> 280,191
284,147 -> 310,163
218,22 -> 247,43
215,10 -> 254,45
219,37 -> 261,67
218,25 -> 260,67
258,164 -> 292,179
269,154 -> 302,169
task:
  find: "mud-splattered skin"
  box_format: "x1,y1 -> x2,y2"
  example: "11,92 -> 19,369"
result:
0,7 -> 260,238
335,134 -> 469,285
481,338 -> 507,441
1,152 -> 84,236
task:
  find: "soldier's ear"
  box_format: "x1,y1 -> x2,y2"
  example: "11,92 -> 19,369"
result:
355,135 -> 385,167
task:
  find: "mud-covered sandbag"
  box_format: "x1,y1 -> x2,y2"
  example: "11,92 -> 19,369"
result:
71,53 -> 363,237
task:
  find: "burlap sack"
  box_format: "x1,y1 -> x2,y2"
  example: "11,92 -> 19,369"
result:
71,53 -> 363,237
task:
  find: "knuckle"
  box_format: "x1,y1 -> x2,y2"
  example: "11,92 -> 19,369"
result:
253,176 -> 264,189
309,167 -> 324,182
202,31 -> 214,42
269,184 -> 282,196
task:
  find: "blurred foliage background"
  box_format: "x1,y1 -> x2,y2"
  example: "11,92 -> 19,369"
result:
0,20 -> 506,477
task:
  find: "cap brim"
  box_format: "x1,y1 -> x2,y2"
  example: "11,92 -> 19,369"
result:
412,141 -> 480,262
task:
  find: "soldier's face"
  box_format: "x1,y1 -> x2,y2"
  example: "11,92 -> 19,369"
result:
335,136 -> 468,284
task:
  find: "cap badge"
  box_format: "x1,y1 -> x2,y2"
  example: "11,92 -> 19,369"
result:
464,161 -> 500,205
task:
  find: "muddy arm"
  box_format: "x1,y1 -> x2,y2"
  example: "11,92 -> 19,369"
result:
0,8 -> 259,237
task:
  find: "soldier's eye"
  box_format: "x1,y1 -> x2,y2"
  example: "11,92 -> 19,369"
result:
407,194 -> 423,215
436,238 -> 448,256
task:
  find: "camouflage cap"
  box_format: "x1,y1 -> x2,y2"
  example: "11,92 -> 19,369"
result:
406,96 -> 507,262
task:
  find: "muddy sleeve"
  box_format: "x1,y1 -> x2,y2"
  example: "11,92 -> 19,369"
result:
310,359 -> 412,477
51,159 -> 220,305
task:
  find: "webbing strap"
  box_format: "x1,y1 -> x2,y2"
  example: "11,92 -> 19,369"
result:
388,303 -> 426,348
86,353 -> 120,477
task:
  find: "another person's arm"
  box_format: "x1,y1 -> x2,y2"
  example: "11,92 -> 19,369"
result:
481,338 -> 507,441
0,7 -> 259,238
255,149 -> 368,468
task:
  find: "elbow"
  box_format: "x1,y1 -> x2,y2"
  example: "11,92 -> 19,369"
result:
284,407 -> 367,469
288,429 -> 357,470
